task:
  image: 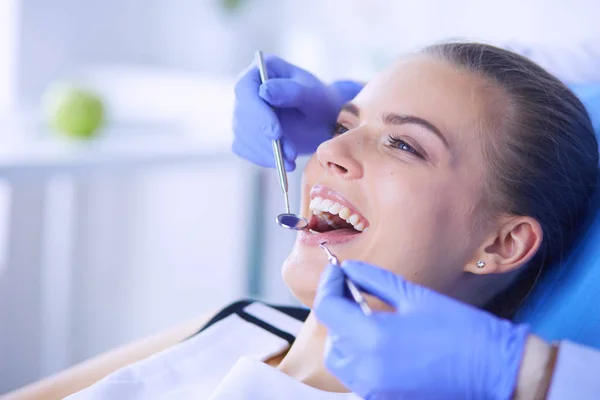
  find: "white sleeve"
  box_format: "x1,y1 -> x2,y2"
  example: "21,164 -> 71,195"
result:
547,341 -> 600,399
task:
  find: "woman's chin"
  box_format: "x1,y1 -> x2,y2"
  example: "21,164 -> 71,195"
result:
281,245 -> 327,308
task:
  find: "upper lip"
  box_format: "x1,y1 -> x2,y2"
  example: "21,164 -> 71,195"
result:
309,184 -> 368,225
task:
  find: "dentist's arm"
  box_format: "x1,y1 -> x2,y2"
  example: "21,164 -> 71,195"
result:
232,54 -> 363,171
314,260 -> 600,400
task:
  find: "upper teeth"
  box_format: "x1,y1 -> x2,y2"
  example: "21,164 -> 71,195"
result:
309,196 -> 366,232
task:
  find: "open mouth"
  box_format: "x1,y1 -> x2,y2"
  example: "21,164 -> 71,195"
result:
307,195 -> 368,236
299,186 -> 369,246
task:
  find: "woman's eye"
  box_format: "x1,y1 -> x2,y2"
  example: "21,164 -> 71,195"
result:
387,135 -> 424,159
333,122 -> 349,136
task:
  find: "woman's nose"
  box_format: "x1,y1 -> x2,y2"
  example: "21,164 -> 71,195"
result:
316,137 -> 364,180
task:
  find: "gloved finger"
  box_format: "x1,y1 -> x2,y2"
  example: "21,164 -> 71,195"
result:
259,79 -> 309,109
236,105 -> 297,167
232,129 -> 297,171
340,260 -> 410,307
238,54 -> 299,85
232,121 -> 285,162
323,336 -> 360,384
330,80 -> 364,102
231,141 -> 273,168
262,54 -> 306,79
280,137 -> 298,168
284,160 -> 296,172
232,117 -> 278,157
232,98 -> 282,141
314,264 -> 366,332
233,71 -> 282,141
234,64 -> 261,98
236,130 -> 297,170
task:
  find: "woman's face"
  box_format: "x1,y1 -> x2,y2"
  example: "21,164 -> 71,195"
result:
283,55 -> 502,308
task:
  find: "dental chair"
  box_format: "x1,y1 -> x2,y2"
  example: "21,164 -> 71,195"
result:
515,84 -> 600,348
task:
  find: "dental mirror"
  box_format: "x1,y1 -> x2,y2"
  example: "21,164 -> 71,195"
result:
277,213 -> 309,230
255,50 -> 309,231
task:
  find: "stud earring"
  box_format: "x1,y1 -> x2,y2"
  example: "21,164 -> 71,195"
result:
476,260 -> 485,268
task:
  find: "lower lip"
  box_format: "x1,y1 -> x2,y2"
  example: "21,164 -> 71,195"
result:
298,228 -> 363,246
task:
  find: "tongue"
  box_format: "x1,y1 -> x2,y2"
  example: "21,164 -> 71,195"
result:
330,214 -> 354,229
311,218 -> 332,232
310,213 -> 357,233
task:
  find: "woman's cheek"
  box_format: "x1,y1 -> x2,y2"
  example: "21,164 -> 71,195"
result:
304,154 -> 320,175
301,155 -> 321,194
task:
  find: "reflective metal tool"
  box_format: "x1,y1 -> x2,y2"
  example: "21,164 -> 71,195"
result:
255,50 -> 309,230
319,241 -> 373,317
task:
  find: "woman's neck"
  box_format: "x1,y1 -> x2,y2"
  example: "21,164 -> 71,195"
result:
276,311 -> 350,393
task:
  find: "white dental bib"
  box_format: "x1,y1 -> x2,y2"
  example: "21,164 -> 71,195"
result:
66,300 -> 361,400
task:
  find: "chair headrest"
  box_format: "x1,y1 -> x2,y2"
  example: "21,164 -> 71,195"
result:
515,84 -> 600,346
515,182 -> 600,347
571,83 -> 600,133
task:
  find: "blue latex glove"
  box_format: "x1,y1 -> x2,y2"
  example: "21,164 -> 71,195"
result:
314,261 -> 530,400
232,54 -> 363,171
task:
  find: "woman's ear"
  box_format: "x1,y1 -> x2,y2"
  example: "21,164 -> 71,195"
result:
465,216 -> 543,275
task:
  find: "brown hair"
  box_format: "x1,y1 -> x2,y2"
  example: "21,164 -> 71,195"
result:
423,43 -> 599,317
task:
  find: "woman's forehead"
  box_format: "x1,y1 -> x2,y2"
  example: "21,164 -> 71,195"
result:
354,56 -> 495,145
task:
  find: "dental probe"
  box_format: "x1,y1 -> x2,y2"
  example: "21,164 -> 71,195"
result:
255,50 -> 309,231
319,241 -> 373,317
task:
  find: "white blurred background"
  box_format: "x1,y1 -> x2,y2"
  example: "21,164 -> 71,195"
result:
0,0 -> 599,393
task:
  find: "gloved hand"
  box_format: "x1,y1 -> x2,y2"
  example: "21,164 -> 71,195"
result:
313,261 -> 530,400
232,54 -> 363,171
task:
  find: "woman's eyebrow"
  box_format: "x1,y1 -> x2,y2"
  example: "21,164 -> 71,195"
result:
341,102 -> 360,117
341,103 -> 450,149
383,113 -> 450,149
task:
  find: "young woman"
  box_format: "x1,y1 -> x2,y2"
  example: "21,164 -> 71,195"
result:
6,42 -> 598,400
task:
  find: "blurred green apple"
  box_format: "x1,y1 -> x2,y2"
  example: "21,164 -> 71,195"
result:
43,83 -> 105,140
